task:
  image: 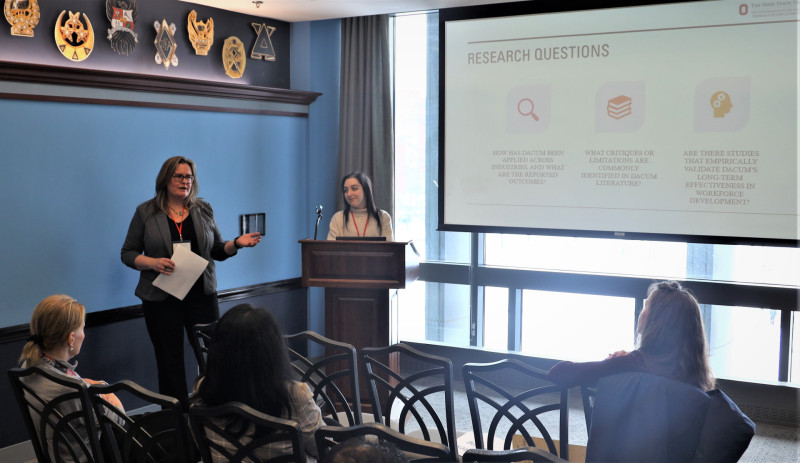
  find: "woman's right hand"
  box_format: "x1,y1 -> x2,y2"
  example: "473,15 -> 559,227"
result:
150,257 -> 175,275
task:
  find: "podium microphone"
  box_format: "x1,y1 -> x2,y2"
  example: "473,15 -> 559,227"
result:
313,205 -> 324,240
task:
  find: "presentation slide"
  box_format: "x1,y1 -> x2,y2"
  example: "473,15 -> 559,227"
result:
442,1 -> 799,243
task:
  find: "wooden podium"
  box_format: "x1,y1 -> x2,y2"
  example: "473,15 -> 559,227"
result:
299,239 -> 419,351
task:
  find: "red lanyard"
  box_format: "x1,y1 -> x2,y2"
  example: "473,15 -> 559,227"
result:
173,219 -> 184,241
170,208 -> 186,240
351,211 -> 369,237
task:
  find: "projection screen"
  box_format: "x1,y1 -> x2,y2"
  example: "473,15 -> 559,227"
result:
439,0 -> 799,245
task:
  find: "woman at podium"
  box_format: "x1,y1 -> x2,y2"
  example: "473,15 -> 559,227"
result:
327,171 -> 393,240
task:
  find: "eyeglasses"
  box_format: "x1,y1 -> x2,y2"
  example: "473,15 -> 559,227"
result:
172,174 -> 194,183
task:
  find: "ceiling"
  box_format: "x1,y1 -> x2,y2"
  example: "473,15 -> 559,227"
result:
179,0 -> 523,23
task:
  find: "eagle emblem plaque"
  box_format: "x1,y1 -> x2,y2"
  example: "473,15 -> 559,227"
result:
188,10 -> 214,56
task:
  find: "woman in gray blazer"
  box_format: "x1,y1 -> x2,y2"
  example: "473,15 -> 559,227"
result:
121,156 -> 261,403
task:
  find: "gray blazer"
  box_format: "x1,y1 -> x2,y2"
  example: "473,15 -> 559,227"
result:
121,198 -> 234,301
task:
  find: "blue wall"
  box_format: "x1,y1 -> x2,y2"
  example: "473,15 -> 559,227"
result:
300,19 -> 343,335
0,19 -> 342,329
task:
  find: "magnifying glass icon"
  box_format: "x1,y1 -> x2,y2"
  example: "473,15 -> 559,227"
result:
517,98 -> 540,121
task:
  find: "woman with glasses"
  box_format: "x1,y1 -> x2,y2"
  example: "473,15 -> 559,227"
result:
121,155 -> 261,404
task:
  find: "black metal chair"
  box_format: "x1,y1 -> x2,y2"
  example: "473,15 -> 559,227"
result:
284,330 -> 362,426
462,447 -> 570,462
580,384 -> 595,433
188,401 -> 307,463
190,321 -> 217,377
315,422 -> 453,462
360,343 -> 458,459
8,365 -> 106,463
89,379 -> 191,463
462,359 -> 570,460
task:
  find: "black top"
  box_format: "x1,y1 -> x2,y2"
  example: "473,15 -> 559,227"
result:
167,214 -> 204,299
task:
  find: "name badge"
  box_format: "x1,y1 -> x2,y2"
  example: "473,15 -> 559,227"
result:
173,240 -> 192,254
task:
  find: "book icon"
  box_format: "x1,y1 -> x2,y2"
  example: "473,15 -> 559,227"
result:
607,95 -> 632,119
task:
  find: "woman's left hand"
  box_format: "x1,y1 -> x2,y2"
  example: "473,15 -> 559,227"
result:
236,232 -> 262,248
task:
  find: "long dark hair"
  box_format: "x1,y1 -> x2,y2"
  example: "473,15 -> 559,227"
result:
637,281 -> 715,391
341,171 -> 382,235
196,304 -> 293,417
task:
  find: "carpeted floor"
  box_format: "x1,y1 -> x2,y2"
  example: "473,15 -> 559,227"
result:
738,422 -> 800,463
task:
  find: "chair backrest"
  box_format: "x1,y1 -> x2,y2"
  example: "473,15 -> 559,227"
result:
189,401 -> 306,463
462,359 -> 570,460
692,388 -> 755,463
462,446 -> 570,463
89,379 -> 190,463
360,343 -> 458,458
284,330 -> 362,426
190,321 -> 217,376
586,372 -> 710,463
315,422 -> 452,462
8,365 -> 105,463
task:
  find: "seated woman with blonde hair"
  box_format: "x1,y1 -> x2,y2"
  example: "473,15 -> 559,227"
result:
19,294 -> 123,460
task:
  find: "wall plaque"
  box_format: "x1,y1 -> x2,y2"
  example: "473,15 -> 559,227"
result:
106,0 -> 138,56
222,36 -> 246,79
188,10 -> 214,56
4,0 -> 40,37
153,19 -> 178,70
54,11 -> 94,62
250,22 -> 276,61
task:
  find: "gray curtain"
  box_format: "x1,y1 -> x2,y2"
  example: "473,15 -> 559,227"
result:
338,15 -> 394,219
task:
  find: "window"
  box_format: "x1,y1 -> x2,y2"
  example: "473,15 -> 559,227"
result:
392,11 -> 799,384
520,291 -> 635,362
706,304 -> 781,381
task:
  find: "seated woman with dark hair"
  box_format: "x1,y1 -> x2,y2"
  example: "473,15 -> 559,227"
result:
192,304 -> 323,462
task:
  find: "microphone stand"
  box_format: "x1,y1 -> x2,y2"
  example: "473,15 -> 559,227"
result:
313,205 -> 323,240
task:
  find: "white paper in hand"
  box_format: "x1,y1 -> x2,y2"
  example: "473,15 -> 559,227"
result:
152,245 -> 209,300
